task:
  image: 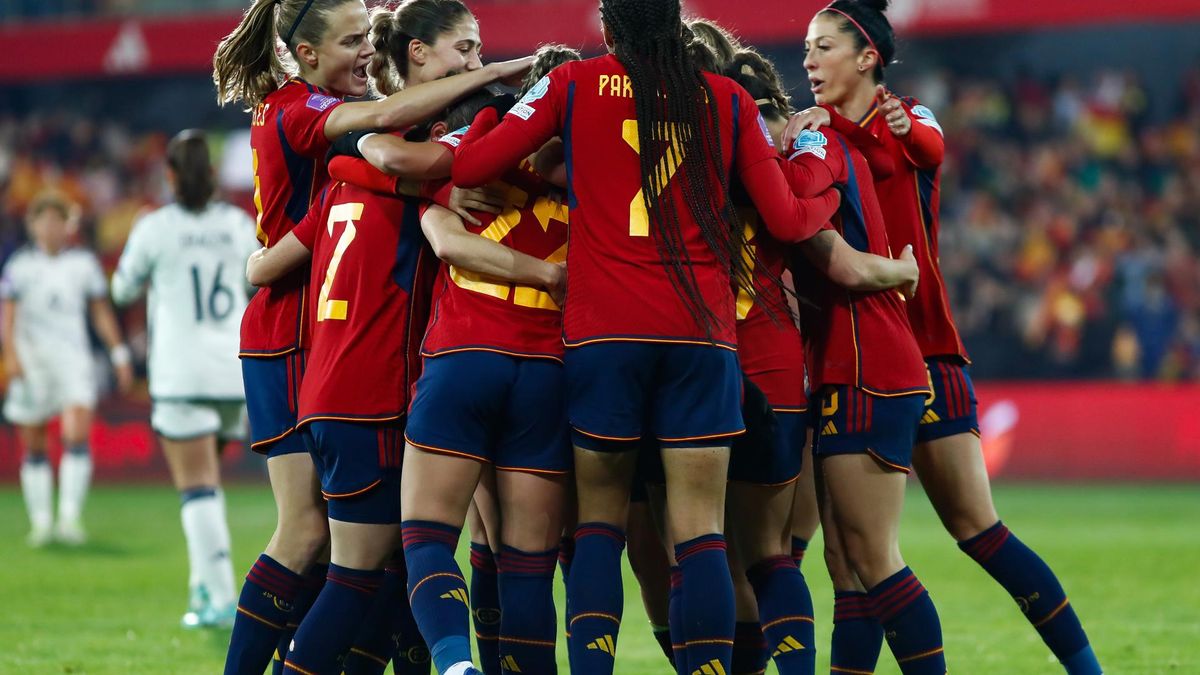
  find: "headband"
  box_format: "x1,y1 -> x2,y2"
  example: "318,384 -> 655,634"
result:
823,5 -> 880,66
284,0 -> 317,47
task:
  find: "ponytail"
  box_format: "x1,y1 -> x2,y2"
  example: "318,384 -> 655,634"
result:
213,0 -> 357,109
724,50 -> 791,122
167,130 -> 215,213
213,0 -> 284,109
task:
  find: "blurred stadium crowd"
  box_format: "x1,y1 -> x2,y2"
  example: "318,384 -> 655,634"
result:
1,65 -> 1198,381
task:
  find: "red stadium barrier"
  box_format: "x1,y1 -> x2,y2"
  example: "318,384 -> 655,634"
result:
973,383 -> 1200,481
3,0 -> 1198,82
1,383 -> 1196,482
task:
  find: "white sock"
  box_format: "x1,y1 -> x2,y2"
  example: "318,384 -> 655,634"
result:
180,488 -> 235,607
57,447 -> 92,524
20,457 -> 54,532
444,662 -> 478,675
208,489 -> 236,607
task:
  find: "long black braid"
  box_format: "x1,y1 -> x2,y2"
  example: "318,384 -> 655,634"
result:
600,0 -> 756,340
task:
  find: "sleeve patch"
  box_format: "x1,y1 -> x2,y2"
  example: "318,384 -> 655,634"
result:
508,75 -> 551,121
440,125 -> 469,147
757,113 -> 776,149
306,93 -> 341,112
789,129 -> 828,160
910,105 -> 943,135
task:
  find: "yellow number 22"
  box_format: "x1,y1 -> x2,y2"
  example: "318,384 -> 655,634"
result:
317,202 -> 362,322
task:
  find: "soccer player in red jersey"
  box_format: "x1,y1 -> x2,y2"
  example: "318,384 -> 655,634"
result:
242,106 -> 560,675
212,1 -> 531,671
451,1 -> 846,672
725,49 -> 931,675
785,2 -> 1102,673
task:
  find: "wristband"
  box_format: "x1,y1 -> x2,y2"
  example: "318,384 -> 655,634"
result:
356,132 -> 378,156
110,344 -> 132,367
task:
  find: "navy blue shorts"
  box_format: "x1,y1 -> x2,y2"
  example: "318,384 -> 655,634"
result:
811,386 -> 924,473
918,358 -> 981,444
243,352 -> 307,457
729,411 -> 806,485
303,419 -> 404,524
405,351 -> 571,475
565,342 -> 744,452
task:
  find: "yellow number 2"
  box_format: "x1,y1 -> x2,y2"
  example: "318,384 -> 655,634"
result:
317,202 -> 362,322
622,119 -> 686,237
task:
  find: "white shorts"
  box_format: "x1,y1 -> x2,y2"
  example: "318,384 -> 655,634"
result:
3,352 -> 98,425
151,400 -> 247,441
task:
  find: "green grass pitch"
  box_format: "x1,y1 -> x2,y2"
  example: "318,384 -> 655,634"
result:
1,483 -> 1196,673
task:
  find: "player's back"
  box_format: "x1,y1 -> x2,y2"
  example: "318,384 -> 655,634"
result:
296,183 -> 431,424
789,128 -> 926,396
541,55 -> 757,347
243,78 -> 342,356
113,202 -> 259,399
0,245 -> 105,357
422,160 -> 567,361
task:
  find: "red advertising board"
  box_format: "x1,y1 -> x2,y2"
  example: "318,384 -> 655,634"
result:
2,0 -> 1198,83
0,383 -> 1197,482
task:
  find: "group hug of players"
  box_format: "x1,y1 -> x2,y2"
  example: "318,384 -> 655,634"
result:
213,0 -> 1104,674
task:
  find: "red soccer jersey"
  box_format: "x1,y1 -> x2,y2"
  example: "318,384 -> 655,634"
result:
858,97 -> 968,362
291,183 -> 433,424
785,128 -> 929,397
241,78 -> 342,357
451,54 -> 838,350
735,212 -> 807,412
421,143 -> 567,360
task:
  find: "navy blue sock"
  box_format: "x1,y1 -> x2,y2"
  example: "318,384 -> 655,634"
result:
224,554 -> 302,675
388,556 -> 433,675
731,621 -> 769,675
558,533 -> 575,656
565,523 -> 625,674
274,564 -> 327,675
674,534 -> 735,675
830,591 -> 883,674
497,546 -> 558,674
403,520 -> 473,674
668,567 -> 684,675
868,567 -> 945,675
960,521 -> 1100,674
470,543 -> 501,675
283,564 -> 384,674
791,537 -> 809,569
342,555 -> 430,675
746,555 -> 815,675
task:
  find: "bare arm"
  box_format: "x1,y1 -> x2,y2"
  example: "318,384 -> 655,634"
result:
421,205 -> 564,302
324,58 -> 533,138
89,297 -> 134,392
359,136 -> 454,179
801,231 -> 919,297
246,233 -> 313,287
532,138 -> 568,188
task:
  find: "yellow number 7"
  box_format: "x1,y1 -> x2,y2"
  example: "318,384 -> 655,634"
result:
317,202 -> 362,322
622,119 -> 686,237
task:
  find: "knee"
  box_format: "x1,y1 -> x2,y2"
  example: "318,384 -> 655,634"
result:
939,503 -> 1000,542
823,541 -> 860,589
272,507 -> 330,560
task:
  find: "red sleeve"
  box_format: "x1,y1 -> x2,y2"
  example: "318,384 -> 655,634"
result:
783,128 -> 847,196
821,105 -> 896,180
742,157 -> 840,244
283,91 -> 343,157
329,157 -> 400,195
897,100 -> 944,170
452,70 -> 564,188
420,178 -> 455,209
291,189 -> 324,250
